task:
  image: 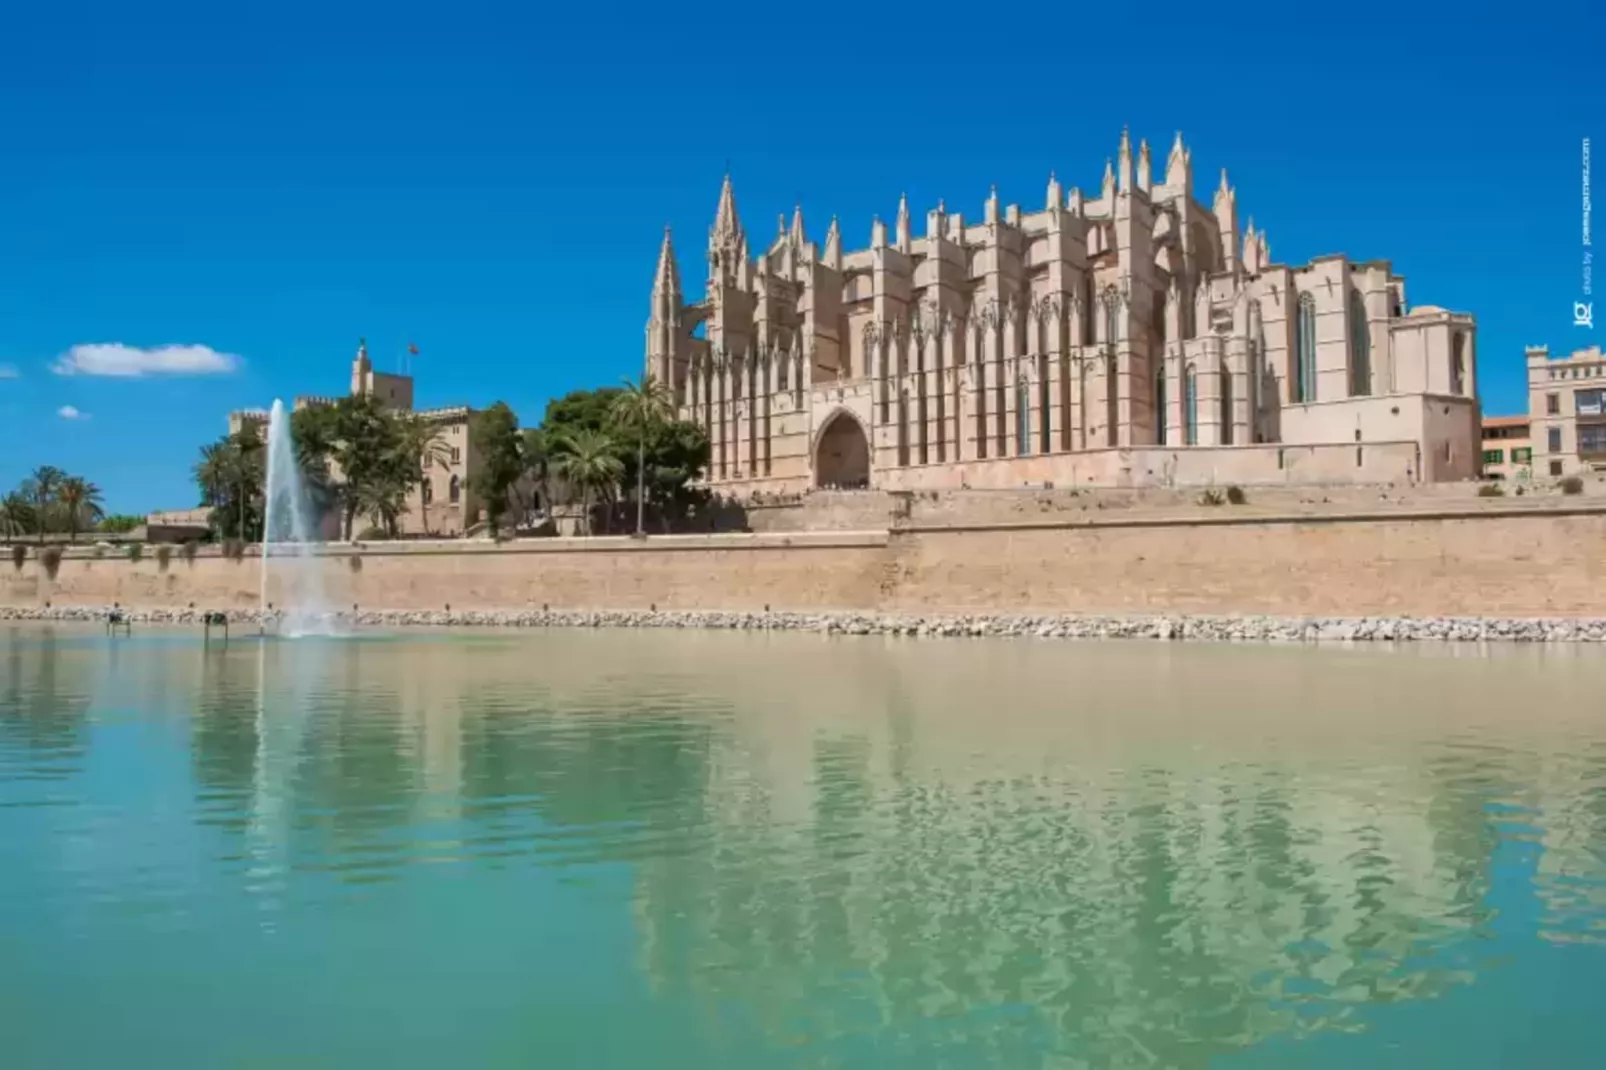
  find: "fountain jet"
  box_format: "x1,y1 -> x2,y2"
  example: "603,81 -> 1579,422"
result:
261,399 -> 336,636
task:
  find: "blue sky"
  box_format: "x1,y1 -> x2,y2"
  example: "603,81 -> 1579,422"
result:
0,0 -> 1598,513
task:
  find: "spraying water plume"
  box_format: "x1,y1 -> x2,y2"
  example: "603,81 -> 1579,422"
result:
261,399 -> 337,636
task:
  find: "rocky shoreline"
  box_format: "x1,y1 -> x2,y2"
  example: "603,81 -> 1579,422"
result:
5,604 -> 1606,643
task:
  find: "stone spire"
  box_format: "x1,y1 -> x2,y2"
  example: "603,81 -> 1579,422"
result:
1137,138 -> 1152,193
1102,158 -> 1116,200
871,214 -> 887,250
1046,171 -> 1062,210
1165,132 -> 1189,188
985,184 -> 1000,224
1117,127 -> 1133,193
1243,218 -> 1261,273
895,193 -> 911,253
823,215 -> 842,269
1068,185 -> 1084,216
710,172 -> 742,250
789,203 -> 806,246
651,226 -> 681,299
1214,169 -> 1238,272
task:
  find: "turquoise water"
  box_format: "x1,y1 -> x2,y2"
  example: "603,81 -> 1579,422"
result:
3,625 -> 1606,1068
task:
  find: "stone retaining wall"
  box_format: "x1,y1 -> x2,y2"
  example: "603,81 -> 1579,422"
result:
5,506 -> 1606,620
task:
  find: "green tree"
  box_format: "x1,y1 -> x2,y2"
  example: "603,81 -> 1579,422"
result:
640,417 -> 711,530
467,402 -> 524,537
194,431 -> 265,541
317,394 -> 409,539
55,476 -> 105,542
551,429 -> 624,535
288,404 -> 340,532
609,375 -> 674,536
0,491 -> 34,539
519,426 -> 552,523
401,415 -> 453,536
97,514 -> 144,535
543,387 -> 623,440
21,465 -> 63,545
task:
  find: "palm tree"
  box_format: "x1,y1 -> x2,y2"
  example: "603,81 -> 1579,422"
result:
400,415 -> 452,536
0,491 -> 34,540
23,465 -> 63,545
551,429 -> 624,535
609,375 -> 673,536
55,477 -> 104,542
194,433 -> 264,541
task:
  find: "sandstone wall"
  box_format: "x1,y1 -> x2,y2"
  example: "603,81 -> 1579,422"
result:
0,533 -> 892,614
5,506 -> 1606,619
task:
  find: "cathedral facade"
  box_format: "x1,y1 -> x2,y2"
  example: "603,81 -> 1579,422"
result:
647,131 -> 1480,493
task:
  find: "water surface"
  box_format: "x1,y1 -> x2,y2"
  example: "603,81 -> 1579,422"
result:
3,625 -> 1606,1067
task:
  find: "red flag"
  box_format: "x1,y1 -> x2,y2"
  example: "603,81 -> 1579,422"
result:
407,342 -> 420,355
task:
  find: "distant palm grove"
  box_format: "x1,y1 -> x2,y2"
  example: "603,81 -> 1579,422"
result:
192,375 -> 709,541
0,466 -> 137,543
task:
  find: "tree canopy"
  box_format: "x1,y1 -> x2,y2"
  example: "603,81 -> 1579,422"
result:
538,383 -> 709,533
467,402 -> 523,536
2,467 -> 108,543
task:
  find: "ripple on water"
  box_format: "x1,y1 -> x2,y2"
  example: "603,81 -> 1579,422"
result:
4,627 -> 1606,1064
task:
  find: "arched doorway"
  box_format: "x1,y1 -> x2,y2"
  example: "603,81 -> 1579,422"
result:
814,410 -> 871,489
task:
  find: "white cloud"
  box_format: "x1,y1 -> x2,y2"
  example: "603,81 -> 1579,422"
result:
0,364 -> 17,379
52,343 -> 242,378
57,405 -> 88,420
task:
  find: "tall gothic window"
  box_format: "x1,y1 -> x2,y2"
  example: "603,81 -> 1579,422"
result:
1184,365 -> 1199,445
422,478 -> 433,505
1082,276 -> 1095,345
1451,334 -> 1467,394
897,389 -> 910,467
1105,351 -> 1120,447
1038,353 -> 1051,454
1348,291 -> 1371,397
448,474 -> 461,504
1017,377 -> 1031,456
1155,362 -> 1168,445
1295,292 -> 1317,403
1220,366 -> 1234,445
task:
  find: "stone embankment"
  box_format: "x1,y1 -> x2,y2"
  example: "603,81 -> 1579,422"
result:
6,605 -> 1606,643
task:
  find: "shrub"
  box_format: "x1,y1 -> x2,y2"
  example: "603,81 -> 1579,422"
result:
1197,488 -> 1226,507
10,545 -> 25,571
155,544 -> 173,571
126,543 -> 144,562
223,539 -> 245,562
356,526 -> 388,541
1477,483 -> 1505,497
40,546 -> 63,580
1225,484 -> 1247,506
181,541 -> 198,565
1560,475 -> 1584,495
